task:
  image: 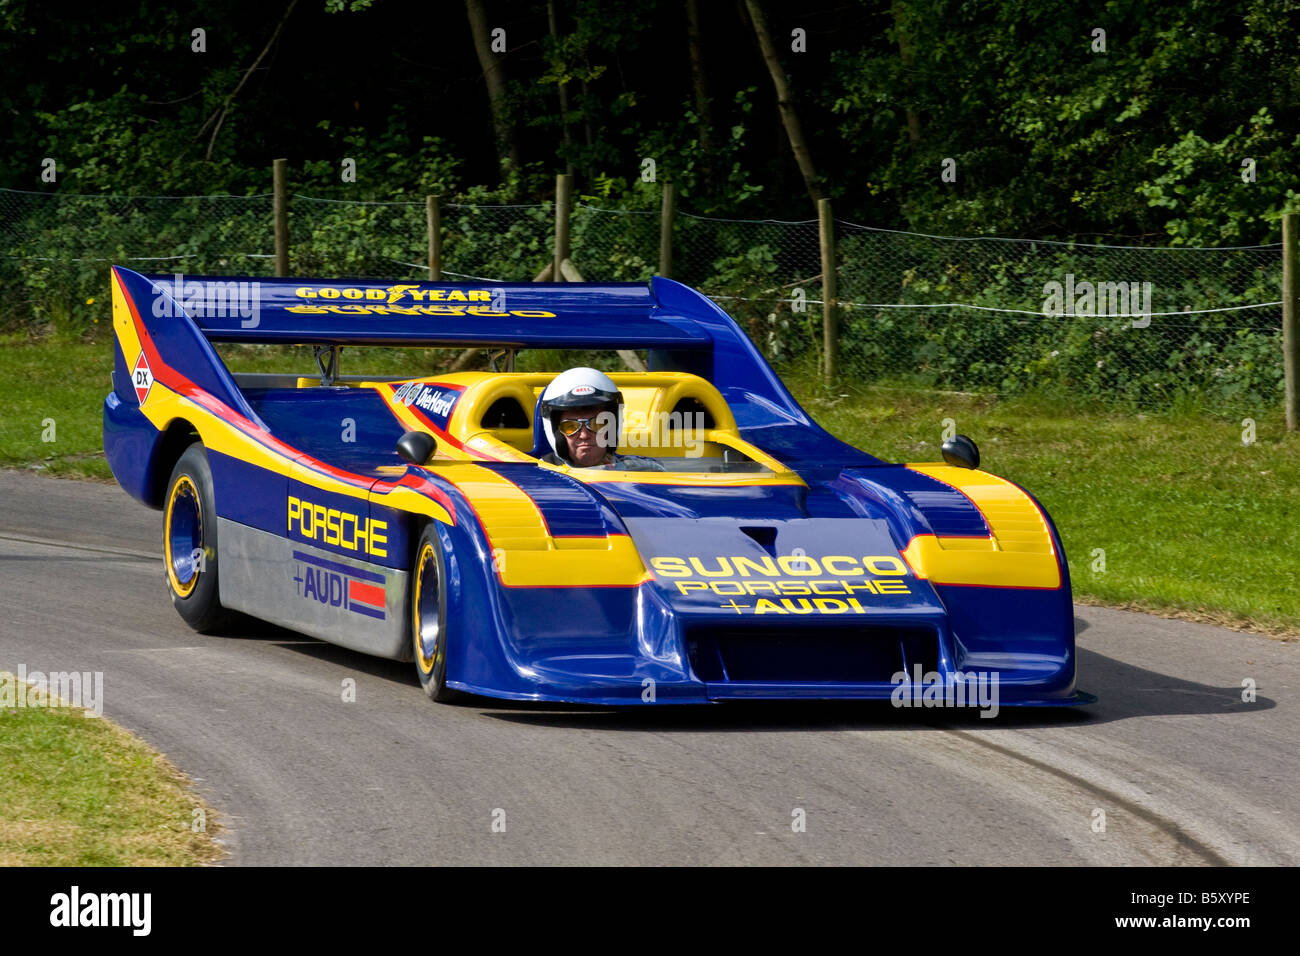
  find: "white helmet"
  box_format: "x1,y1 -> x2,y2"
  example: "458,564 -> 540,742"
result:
540,367 -> 624,464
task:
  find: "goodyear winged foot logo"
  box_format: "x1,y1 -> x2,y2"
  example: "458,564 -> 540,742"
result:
289,284 -> 555,317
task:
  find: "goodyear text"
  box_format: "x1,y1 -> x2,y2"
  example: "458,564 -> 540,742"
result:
289,284 -> 554,317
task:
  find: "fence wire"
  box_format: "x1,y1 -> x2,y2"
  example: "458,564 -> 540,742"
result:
0,188 -> 1285,413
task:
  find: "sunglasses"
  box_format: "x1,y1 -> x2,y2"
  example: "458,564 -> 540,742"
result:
556,416 -> 610,437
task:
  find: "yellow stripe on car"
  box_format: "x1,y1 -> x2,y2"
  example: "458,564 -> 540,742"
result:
425,464 -> 650,587
900,464 -> 1061,589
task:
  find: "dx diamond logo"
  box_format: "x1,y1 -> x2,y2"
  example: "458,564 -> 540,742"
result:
132,352 -> 154,404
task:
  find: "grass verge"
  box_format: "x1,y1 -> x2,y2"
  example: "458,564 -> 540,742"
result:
0,674 -> 224,865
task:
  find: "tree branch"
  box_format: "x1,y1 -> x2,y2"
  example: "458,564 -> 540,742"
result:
743,0 -> 823,204
198,0 -> 300,161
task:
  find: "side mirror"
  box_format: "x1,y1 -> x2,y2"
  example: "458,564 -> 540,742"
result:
941,434 -> 980,470
396,430 -> 437,465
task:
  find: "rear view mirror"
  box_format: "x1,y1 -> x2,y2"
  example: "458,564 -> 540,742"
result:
941,434 -> 980,470
397,430 -> 437,465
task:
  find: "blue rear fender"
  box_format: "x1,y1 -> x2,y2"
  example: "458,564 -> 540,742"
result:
103,392 -> 200,509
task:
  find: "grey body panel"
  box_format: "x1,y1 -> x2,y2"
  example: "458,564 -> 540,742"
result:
218,518 -> 411,659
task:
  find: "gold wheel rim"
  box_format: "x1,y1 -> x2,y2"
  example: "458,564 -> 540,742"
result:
164,475 -> 202,598
414,542 -> 438,674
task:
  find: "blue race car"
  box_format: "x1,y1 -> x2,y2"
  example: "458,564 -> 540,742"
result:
104,266 -> 1089,708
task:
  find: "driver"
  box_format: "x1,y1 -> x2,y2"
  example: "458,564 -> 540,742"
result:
538,367 -> 665,471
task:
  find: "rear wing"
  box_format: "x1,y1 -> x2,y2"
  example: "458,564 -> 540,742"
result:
115,268 -> 710,349
109,265 -> 866,463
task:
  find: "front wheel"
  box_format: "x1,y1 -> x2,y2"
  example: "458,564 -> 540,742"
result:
412,524 -> 459,702
163,443 -> 234,632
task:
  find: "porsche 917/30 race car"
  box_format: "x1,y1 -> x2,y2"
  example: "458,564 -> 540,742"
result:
103,266 -> 1090,707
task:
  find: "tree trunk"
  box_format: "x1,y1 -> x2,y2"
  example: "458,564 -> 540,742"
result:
547,0 -> 574,177
466,0 -> 520,180
685,0 -> 715,191
892,1 -> 922,144
742,0 -> 822,203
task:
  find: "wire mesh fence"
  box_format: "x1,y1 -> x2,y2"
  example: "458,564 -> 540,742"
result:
0,187 -> 1285,414
830,225 -> 1282,411
0,189 -> 277,331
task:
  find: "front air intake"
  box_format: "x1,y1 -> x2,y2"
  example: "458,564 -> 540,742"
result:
686,625 -> 939,684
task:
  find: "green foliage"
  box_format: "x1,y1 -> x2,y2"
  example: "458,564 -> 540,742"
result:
1,0 -> 1294,411
1,191 -> 275,335
1137,109 -> 1300,244
817,229 -> 1283,411
442,199 -> 553,281
823,0 -> 1300,241
298,122 -> 463,200
4,0 -> 1299,233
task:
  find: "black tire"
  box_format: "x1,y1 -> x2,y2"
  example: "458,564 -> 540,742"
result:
411,523 -> 460,702
163,443 -> 233,633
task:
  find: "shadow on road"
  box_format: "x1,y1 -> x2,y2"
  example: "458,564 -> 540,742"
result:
268,615 -> 1274,733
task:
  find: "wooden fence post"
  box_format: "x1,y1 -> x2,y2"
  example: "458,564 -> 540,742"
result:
553,173 -> 572,282
1283,213 -> 1298,431
427,195 -> 442,281
818,197 -> 838,381
659,181 -> 675,277
273,158 -> 289,277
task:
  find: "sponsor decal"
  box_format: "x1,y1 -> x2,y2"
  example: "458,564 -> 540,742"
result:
649,553 -> 913,614
287,495 -> 387,558
392,382 -> 460,429
284,304 -> 557,317
295,284 -> 494,303
132,352 -> 153,404
292,550 -> 386,620
289,283 -> 554,317
571,384 -> 595,396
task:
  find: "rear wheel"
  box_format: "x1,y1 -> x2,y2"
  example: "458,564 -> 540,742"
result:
412,524 -> 459,702
163,443 -> 233,632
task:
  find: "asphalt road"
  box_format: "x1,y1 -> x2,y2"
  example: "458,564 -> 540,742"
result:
1,469 -> 1295,866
